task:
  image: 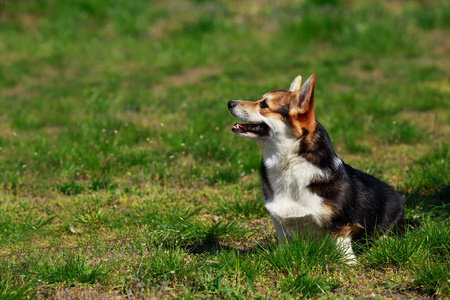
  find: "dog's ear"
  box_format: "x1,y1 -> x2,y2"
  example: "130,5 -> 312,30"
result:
291,74 -> 316,114
289,75 -> 302,93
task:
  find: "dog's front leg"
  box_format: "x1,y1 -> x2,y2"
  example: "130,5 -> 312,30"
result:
336,236 -> 356,264
270,215 -> 291,245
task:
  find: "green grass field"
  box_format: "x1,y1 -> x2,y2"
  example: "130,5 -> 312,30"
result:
0,0 -> 449,298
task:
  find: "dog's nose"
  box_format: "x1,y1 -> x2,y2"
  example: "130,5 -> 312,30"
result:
228,101 -> 237,110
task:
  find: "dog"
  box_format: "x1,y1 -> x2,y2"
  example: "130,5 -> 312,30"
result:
228,74 -> 404,262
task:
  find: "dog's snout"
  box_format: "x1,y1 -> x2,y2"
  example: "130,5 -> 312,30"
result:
228,101 -> 237,110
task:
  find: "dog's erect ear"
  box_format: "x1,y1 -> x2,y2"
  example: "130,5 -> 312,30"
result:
291,74 -> 316,114
289,75 -> 302,93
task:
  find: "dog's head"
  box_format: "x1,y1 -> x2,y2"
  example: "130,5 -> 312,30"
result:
228,74 -> 317,144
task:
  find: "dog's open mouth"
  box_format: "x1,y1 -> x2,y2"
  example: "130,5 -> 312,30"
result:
232,123 -> 270,136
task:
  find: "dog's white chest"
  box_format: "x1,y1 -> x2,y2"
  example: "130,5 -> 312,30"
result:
262,152 -> 328,226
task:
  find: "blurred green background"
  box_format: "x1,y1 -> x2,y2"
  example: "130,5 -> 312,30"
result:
0,0 -> 448,195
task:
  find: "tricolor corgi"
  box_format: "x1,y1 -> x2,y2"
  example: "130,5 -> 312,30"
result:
228,74 -> 404,262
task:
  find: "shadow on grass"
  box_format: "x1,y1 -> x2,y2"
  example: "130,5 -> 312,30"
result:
403,185 -> 450,217
183,240 -> 274,255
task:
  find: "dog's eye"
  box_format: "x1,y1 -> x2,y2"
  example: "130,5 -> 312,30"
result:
260,100 -> 269,109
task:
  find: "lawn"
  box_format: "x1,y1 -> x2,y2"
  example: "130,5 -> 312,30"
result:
0,0 -> 449,298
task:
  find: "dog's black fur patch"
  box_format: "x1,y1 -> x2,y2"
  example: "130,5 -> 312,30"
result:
301,121 -> 404,241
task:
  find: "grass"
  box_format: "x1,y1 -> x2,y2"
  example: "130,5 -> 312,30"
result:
0,0 -> 449,298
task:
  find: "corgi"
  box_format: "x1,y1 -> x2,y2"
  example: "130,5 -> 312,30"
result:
228,74 -> 404,262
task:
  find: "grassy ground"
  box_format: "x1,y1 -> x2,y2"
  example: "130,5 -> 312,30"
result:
0,0 -> 449,298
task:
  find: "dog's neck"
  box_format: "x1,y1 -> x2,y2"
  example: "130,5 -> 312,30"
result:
261,122 -> 340,174
261,135 -> 303,170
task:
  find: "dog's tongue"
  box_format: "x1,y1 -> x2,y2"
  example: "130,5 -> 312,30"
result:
233,123 -> 250,131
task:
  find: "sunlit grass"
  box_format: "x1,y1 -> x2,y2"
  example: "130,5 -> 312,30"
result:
0,0 -> 448,298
